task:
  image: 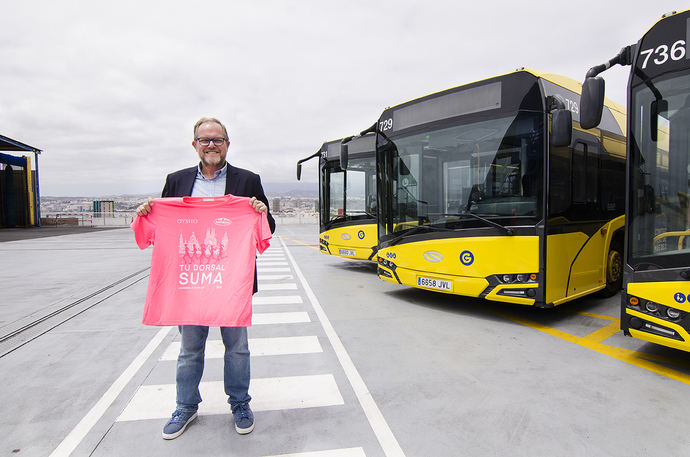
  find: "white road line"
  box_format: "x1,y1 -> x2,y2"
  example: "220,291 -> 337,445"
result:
262,448 -> 366,457
160,336 -> 323,360
253,295 -> 303,305
258,261 -> 289,266
259,283 -> 298,291
49,326 -> 173,457
258,274 -> 294,281
117,374 -> 343,421
280,236 -> 406,457
258,267 -> 291,273
252,311 -> 310,325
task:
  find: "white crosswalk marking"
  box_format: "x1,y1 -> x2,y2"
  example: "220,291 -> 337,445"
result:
262,448 -> 366,457
258,274 -> 294,280
252,312 -> 310,325
254,295 -> 303,305
116,374 -> 344,421
258,267 -> 291,273
259,283 -> 298,291
258,261 -> 289,266
159,336 -> 323,360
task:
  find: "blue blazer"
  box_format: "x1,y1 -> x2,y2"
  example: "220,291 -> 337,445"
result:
161,163 -> 276,294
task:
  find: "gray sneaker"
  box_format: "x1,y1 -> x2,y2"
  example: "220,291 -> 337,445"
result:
232,403 -> 254,434
162,409 -> 198,440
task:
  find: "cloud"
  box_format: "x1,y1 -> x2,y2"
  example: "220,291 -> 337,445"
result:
0,0 -> 681,195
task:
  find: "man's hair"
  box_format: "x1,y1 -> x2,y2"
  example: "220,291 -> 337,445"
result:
193,117 -> 229,140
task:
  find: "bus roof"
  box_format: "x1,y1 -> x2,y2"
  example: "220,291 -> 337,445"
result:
640,9 -> 690,37
529,69 -> 626,133
383,68 -> 626,135
319,133 -> 375,161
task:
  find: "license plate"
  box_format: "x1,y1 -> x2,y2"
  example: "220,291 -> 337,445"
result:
417,276 -> 452,291
339,249 -> 356,257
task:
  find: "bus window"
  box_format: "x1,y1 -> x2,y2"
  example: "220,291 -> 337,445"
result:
572,142 -> 587,204
329,171 -> 344,220
444,160 -> 471,213
346,169 -> 366,215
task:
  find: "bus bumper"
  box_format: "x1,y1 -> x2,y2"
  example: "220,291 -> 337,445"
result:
321,239 -> 375,261
377,261 -> 538,306
622,283 -> 690,352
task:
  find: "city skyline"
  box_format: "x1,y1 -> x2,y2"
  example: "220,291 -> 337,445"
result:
38,180 -> 319,199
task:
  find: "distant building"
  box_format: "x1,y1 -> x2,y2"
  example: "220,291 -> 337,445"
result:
272,198 -> 281,213
0,134 -> 42,228
93,200 -> 115,217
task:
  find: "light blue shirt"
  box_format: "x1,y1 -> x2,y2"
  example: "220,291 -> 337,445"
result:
191,163 -> 228,198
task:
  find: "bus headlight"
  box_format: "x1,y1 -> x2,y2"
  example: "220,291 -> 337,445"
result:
645,302 -> 659,313
496,273 -> 537,284
377,256 -> 397,270
667,308 -> 681,319
628,295 -> 684,322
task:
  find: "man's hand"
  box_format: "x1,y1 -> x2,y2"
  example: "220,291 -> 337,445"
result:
136,197 -> 154,216
249,197 -> 267,214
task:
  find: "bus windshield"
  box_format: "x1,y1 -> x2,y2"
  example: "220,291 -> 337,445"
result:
321,155 -> 376,227
379,111 -> 543,237
629,70 -> 690,270
345,155 -> 377,218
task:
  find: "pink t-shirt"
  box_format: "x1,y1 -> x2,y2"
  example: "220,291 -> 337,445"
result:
131,195 -> 272,326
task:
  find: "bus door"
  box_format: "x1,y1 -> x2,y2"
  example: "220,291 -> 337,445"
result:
546,132 -> 611,303
567,138 -> 607,295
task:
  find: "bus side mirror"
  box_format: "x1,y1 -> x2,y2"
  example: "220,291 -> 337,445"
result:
551,109 -> 572,147
340,143 -> 349,170
296,163 -> 302,181
651,99 -> 668,142
580,77 -> 605,130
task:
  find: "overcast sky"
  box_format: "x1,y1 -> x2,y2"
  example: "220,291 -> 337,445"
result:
0,1 -> 683,196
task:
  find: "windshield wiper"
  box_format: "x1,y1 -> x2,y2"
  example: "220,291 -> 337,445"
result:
325,216 -> 347,229
442,212 -> 514,236
325,212 -> 376,229
349,211 -> 377,219
386,224 -> 454,246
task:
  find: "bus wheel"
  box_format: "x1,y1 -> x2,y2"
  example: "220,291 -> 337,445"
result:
597,242 -> 623,297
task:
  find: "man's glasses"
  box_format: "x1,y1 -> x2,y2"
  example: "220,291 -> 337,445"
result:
196,137 -> 227,146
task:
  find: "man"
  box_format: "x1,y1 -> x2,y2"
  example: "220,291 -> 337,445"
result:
136,117 -> 276,439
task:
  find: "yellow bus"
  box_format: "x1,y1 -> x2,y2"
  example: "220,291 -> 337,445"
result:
581,10 -> 690,350
371,68 -> 626,307
297,134 -> 378,260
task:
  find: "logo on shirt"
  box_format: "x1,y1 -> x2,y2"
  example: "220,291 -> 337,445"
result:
179,229 -> 229,262
214,217 -> 232,226
177,218 -> 198,224
178,228 -> 229,289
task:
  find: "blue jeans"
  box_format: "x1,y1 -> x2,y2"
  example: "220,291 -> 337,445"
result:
176,325 -> 251,412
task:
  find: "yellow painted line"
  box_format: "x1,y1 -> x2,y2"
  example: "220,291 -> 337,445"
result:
632,349 -> 690,369
574,312 -> 690,368
581,320 -> 621,344
281,236 -> 320,252
282,236 -> 366,262
575,311 -> 617,322
492,309 -> 690,386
